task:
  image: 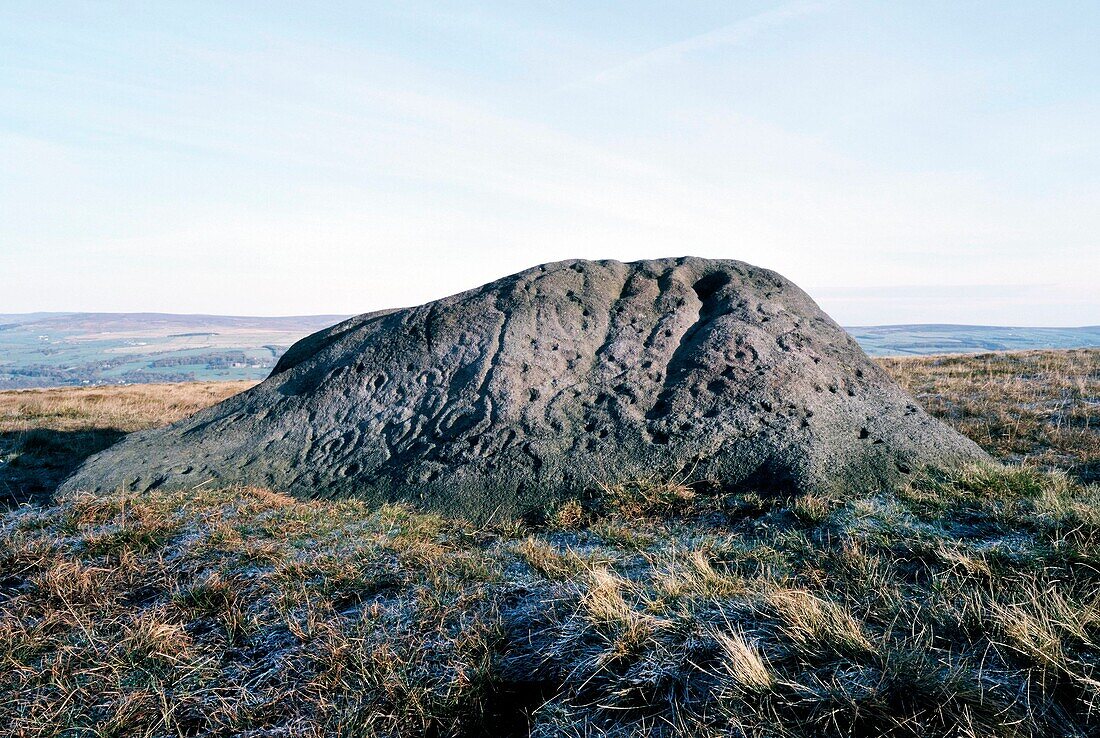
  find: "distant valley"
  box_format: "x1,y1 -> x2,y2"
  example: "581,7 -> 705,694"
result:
0,313 -> 348,389
1,312 -> 1097,389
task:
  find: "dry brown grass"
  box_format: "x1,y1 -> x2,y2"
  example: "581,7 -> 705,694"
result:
0,352 -> 1099,736
0,381 -> 253,506
0,489 -> 508,737
878,349 -> 1098,481
0,380 -> 255,434
1,476 -> 1097,736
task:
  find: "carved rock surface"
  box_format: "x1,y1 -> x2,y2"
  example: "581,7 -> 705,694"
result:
61,257 -> 987,520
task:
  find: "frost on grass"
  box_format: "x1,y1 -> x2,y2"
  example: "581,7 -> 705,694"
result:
3,463 -> 1100,737
1,350 -> 1098,737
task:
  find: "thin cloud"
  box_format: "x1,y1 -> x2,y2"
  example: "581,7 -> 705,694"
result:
573,0 -> 829,88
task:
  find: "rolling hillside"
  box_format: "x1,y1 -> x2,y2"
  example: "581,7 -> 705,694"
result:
0,313 -> 348,389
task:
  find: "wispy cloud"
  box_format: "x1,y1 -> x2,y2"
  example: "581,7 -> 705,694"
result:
573,0 -> 829,88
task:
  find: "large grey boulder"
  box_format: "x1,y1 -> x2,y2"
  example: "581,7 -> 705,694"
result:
61,257 -> 986,520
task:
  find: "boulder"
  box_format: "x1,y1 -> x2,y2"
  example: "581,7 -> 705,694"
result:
61,257 -> 987,520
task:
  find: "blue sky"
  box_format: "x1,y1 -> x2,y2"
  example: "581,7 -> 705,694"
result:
1,1 -> 1097,325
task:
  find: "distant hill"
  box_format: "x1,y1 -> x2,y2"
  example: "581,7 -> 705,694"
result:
849,324 -> 1100,356
0,313 -> 1097,389
0,313 -> 349,389
0,312 -> 350,333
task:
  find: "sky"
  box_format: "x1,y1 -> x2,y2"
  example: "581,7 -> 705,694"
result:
1,1 -> 1097,325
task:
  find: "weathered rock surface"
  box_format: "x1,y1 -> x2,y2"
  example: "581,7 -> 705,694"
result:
61,257 -> 987,520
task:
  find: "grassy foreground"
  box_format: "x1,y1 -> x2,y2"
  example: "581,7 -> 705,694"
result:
0,350 -> 1097,737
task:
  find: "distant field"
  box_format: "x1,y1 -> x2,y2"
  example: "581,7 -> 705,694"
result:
0,313 -> 348,389
883,348 -> 1098,483
1,313 -> 1098,389
0,381 -> 255,505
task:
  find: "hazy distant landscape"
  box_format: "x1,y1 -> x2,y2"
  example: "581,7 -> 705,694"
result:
1,312 -> 1097,389
848,323 -> 1100,356
0,313 -> 349,389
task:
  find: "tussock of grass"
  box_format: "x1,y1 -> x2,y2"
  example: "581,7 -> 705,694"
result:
595,475 -> 698,518
2,463 -> 1099,736
711,625 -> 774,693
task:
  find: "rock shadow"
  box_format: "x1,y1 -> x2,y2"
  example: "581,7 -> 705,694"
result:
0,428 -> 127,508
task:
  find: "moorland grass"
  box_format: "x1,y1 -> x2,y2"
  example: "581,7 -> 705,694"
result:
2,465 -> 1099,737
0,351 -> 1097,737
882,349 -> 1098,481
